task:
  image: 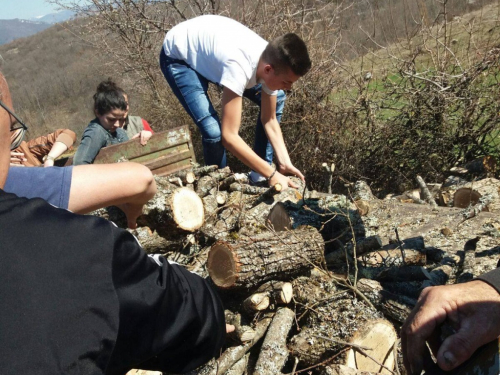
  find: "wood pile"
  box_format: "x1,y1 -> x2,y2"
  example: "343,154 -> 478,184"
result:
93,161 -> 500,375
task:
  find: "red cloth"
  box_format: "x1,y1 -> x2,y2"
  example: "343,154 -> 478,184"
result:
142,119 -> 153,133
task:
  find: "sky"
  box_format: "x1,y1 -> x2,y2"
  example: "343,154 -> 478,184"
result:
0,0 -> 72,20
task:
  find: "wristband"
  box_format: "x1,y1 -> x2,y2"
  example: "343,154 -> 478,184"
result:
267,166 -> 277,182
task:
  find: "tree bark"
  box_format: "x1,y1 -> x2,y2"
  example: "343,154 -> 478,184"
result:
143,186 -> 205,236
253,307 -> 295,375
357,278 -> 416,324
197,315 -> 274,375
207,226 -> 325,290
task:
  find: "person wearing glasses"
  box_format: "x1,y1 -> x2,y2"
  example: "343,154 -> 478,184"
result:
10,128 -> 77,167
0,71 -> 229,374
1,88 -> 157,229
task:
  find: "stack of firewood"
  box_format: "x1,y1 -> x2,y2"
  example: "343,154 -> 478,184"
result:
94,161 -> 500,375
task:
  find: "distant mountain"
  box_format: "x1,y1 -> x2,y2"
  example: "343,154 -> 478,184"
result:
0,11 -> 75,46
32,10 -> 76,25
0,19 -> 51,45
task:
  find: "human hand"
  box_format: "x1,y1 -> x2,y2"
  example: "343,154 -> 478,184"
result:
278,163 -> 305,182
10,151 -> 26,166
401,280 -> 500,374
226,324 -> 235,334
43,159 -> 54,167
269,171 -> 298,189
132,130 -> 153,146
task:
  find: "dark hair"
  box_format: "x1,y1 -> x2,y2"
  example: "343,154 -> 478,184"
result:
93,79 -> 127,116
261,33 -> 311,76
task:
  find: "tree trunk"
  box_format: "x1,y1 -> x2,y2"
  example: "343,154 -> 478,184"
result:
253,307 -> 295,375
207,226 -> 325,290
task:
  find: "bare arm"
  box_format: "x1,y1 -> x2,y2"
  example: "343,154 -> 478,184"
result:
43,141 -> 69,167
260,92 -> 304,186
221,88 -> 301,188
220,88 -> 275,178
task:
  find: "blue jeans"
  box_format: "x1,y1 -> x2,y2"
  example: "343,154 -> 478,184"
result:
160,51 -> 286,168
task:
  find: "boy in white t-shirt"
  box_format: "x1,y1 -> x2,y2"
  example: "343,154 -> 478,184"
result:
160,15 -> 311,188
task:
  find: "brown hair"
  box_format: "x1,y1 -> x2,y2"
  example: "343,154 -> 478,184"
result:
261,33 -> 311,76
93,79 -> 127,116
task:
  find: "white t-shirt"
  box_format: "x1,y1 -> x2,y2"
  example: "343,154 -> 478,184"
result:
163,15 -> 277,96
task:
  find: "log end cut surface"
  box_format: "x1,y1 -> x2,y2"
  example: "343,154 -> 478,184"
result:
208,242 -> 239,288
170,187 -> 205,231
345,319 -> 397,374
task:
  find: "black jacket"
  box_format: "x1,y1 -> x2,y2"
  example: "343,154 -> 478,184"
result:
0,190 -> 225,374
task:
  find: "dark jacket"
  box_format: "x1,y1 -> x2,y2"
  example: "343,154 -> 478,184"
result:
0,190 -> 226,374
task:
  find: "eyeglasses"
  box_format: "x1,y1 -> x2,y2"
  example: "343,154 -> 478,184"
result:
0,98 -> 28,132
0,98 -> 28,150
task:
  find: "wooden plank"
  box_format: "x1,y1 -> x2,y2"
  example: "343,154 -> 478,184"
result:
94,125 -> 192,163
62,125 -> 196,177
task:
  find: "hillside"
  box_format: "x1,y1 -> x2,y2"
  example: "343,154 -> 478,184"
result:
0,0 -> 499,192
0,19 -> 51,45
0,19 -> 109,138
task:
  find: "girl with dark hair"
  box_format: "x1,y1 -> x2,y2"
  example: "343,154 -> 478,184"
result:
73,80 -> 130,165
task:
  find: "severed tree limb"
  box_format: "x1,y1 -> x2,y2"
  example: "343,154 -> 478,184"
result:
220,173 -> 249,191
459,195 -> 492,222
253,307 -> 295,375
416,175 -> 438,209
197,315 -> 274,375
192,164 -> 219,176
457,237 -> 481,283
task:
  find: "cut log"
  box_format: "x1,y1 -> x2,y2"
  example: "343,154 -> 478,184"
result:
444,178 -> 499,212
359,249 -> 426,268
376,265 -> 429,282
220,173 -> 249,191
196,175 -> 218,197
143,186 -> 205,235
193,164 -> 219,176
125,370 -> 162,375
416,175 -> 438,209
353,180 -> 375,201
320,364 -> 383,375
225,311 -> 256,343
457,237 -> 481,283
322,162 -> 335,194
420,254 -> 460,289
216,191 -> 228,205
357,278 -> 416,324
171,169 -> 196,184
345,319 -> 397,374
224,354 -> 249,375
253,307 -> 295,375
266,202 -> 291,231
208,166 -> 232,181
354,236 -> 383,255
256,280 -> 294,304
243,292 -> 270,312
289,296 -> 381,366
450,156 -> 497,177
207,226 -> 324,290
197,315 -> 274,375
203,195 -> 219,217
129,227 -> 184,253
